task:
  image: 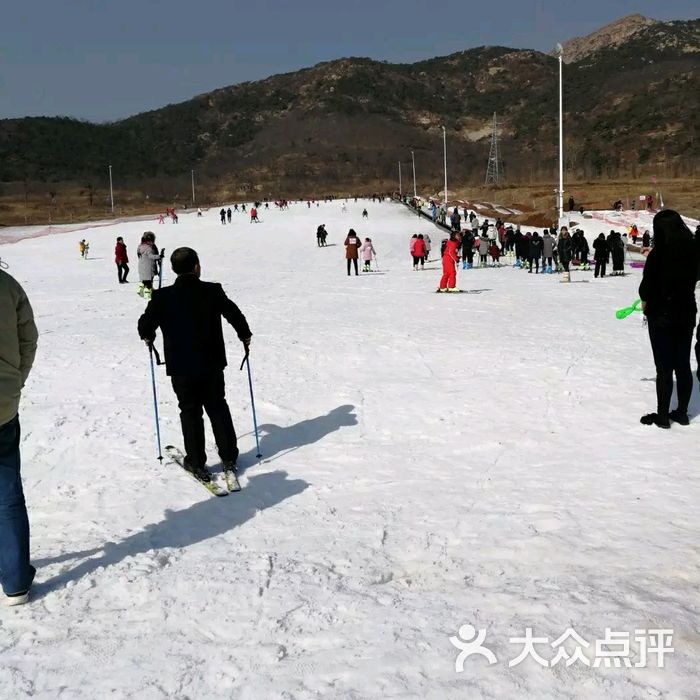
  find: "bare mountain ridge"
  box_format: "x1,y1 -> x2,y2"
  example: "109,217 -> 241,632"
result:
0,16 -> 698,198
561,14 -> 658,63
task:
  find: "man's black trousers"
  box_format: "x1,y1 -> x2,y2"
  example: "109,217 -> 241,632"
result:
171,371 -> 238,468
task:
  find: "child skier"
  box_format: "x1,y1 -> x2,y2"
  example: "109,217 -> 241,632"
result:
361,238 -> 376,272
478,234 -> 489,267
488,241 -> 501,267
136,232 -> 163,300
78,239 -> 89,259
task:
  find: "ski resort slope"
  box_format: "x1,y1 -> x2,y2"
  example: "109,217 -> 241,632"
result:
1,201 -> 699,699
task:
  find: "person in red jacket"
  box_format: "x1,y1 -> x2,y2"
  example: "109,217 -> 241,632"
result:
411,234 -> 427,270
438,231 -> 461,292
115,236 -> 129,284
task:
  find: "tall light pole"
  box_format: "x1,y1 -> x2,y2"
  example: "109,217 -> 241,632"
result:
191,169 -> 196,205
556,43 -> 564,227
398,161 -> 402,197
442,126 -> 448,209
108,164 -> 114,214
411,150 -> 417,198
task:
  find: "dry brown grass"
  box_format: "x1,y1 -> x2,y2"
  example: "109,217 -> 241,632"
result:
0,178 -> 697,227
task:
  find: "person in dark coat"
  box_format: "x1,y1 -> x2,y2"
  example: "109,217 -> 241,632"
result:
461,230 -> 475,269
642,230 -> 651,248
638,210 -> 698,429
528,232 -> 543,273
610,231 -> 625,275
592,233 -> 608,278
220,208 -> 226,224
557,227 -> 572,272
344,229 -> 362,276
138,247 -> 252,481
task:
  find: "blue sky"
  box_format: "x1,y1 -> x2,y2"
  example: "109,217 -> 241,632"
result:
0,0 -> 697,122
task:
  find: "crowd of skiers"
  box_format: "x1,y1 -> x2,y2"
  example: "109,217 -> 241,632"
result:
219,204 -> 261,224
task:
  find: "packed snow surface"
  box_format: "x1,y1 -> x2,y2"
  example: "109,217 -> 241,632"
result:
1,201 -> 699,699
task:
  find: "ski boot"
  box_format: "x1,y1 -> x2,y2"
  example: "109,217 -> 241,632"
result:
143,287 -> 153,301
462,262 -> 467,270
136,283 -> 145,297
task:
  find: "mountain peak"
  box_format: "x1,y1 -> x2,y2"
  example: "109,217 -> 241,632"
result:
561,14 -> 658,63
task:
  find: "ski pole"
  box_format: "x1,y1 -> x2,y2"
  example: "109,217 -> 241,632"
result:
158,249 -> 165,289
240,351 -> 262,458
148,343 -> 163,462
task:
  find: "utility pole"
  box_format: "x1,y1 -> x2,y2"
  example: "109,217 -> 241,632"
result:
191,169 -> 196,205
398,161 -> 402,197
442,126 -> 448,209
109,164 -> 114,214
411,150 -> 417,198
556,42 -> 564,227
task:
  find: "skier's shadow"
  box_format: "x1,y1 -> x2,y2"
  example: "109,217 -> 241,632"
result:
32,470 -> 308,599
242,404 -> 357,469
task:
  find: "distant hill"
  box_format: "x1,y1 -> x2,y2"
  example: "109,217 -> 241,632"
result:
0,15 -> 698,199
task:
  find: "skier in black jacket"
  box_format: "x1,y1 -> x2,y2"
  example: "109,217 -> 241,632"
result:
138,247 -> 252,481
638,210 -> 698,428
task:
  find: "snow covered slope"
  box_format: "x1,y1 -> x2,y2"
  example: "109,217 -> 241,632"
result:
1,201 -> 699,699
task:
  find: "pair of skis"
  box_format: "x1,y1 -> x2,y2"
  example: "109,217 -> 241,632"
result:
164,445 -> 240,497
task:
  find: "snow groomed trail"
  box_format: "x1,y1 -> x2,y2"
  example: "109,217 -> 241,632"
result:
1,201 -> 699,699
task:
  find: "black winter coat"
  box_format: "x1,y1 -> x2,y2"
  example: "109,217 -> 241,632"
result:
529,236 -> 543,259
593,237 -> 608,261
138,275 -> 252,376
639,247 -> 697,323
557,237 -> 572,263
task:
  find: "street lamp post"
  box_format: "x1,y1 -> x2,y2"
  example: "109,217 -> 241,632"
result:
108,164 -> 114,214
411,150 -> 417,198
442,126 -> 448,209
556,43 -> 564,227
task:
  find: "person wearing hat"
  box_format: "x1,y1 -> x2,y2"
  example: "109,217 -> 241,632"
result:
137,232 -> 163,300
